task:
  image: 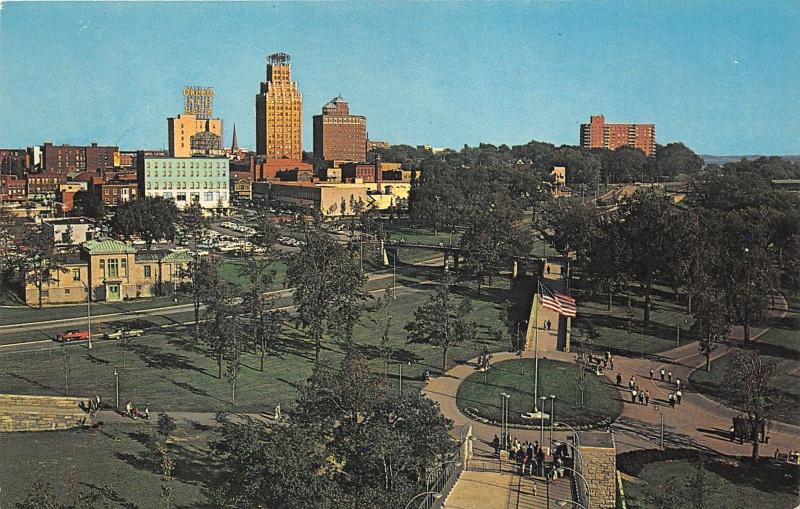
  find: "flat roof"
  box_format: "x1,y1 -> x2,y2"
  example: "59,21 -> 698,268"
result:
577,431 -> 615,448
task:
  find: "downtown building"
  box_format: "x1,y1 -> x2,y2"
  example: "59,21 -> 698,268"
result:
255,53 -> 303,160
580,115 -> 656,157
136,155 -> 230,210
41,142 -> 119,175
313,96 -> 367,163
167,87 -> 223,158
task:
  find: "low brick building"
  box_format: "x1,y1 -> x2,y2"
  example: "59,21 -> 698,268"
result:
25,239 -> 191,305
0,175 -> 26,201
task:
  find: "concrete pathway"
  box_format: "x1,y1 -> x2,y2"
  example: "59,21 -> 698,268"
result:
424,295 -> 800,458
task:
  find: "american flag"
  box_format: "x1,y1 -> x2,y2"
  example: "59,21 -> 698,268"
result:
540,281 -> 577,317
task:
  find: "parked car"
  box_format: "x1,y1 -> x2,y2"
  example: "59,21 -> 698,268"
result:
103,328 -> 144,340
55,330 -> 90,342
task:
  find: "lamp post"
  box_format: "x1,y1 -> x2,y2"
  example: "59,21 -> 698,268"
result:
393,251 -> 397,300
81,281 -> 92,349
113,369 -> 119,410
398,361 -> 411,395
654,404 -> 664,450
549,395 -> 556,449
539,395 -> 547,446
404,491 -> 442,509
500,392 -> 510,447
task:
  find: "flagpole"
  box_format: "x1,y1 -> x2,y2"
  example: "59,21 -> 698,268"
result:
534,278 -> 540,412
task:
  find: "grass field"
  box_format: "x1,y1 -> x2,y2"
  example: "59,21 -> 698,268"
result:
618,449 -> 799,509
690,297 -> 800,425
217,257 -> 288,289
0,422 -> 211,508
456,358 -> 623,427
0,276 -> 519,414
572,282 -> 696,357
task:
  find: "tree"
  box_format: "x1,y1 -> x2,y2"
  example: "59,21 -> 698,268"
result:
551,146 -> 601,185
15,479 -> 60,509
157,412 -> 177,441
692,289 -> 729,370
200,276 -> 241,379
286,227 -> 370,362
655,142 -> 704,180
619,191 -> 691,326
111,196 -> 178,250
23,230 -> 67,308
252,207 -> 279,249
723,350 -> 781,463
239,257 -> 284,372
607,146 -> 650,183
71,190 -> 106,220
581,212 -> 630,311
187,255 -> 219,342
179,201 -> 208,251
405,275 -> 475,370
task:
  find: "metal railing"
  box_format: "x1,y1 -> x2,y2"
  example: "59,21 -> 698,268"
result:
415,424 -> 472,509
571,430 -> 589,509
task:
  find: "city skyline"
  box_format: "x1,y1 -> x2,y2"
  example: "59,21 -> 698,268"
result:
1,2 -> 798,155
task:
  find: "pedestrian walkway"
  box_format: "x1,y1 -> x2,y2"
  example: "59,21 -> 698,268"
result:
423,294 -> 800,458
443,454 -> 574,509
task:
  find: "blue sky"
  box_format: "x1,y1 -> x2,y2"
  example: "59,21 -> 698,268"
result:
1,1 -> 798,155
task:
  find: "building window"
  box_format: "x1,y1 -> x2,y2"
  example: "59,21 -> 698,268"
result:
99,259 -> 105,278
107,259 -> 119,277
121,258 -> 127,277
72,269 -> 81,281
204,192 -> 213,202
144,265 -> 152,278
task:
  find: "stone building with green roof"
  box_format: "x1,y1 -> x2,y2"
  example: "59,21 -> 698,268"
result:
25,238 -> 192,305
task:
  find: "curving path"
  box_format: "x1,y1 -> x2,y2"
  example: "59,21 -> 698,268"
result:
424,295 -> 800,459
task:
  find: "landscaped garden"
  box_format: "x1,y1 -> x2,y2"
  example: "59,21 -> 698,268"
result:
618,449 -> 799,509
455,358 -> 623,427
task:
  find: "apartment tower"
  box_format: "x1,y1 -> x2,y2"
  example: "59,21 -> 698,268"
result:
313,96 -> 367,163
255,53 -> 303,159
580,115 -> 656,157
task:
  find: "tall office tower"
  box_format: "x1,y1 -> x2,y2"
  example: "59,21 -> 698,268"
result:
168,87 -> 222,157
313,96 -> 367,163
580,115 -> 656,157
255,53 -> 303,159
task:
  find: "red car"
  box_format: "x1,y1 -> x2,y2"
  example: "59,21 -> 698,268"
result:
55,330 -> 90,342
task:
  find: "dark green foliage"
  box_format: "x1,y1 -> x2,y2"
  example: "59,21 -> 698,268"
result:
111,196 -> 178,250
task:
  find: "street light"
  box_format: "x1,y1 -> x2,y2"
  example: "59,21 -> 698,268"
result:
80,281 -> 92,349
654,404 -> 664,450
398,361 -> 411,395
549,395 -> 556,449
113,369 -> 119,410
404,491 -> 442,509
500,392 -> 510,447
539,396 -> 547,446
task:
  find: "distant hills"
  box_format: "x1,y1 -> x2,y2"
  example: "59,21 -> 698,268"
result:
701,154 -> 800,165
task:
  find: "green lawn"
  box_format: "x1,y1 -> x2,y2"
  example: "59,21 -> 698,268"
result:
0,422 -> 211,508
384,223 -> 461,246
217,257 -> 288,289
690,298 -> 800,425
619,449 -> 799,509
0,277 -> 517,414
456,358 -> 623,427
572,283 -> 696,356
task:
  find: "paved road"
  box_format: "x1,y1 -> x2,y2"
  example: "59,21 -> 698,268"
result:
0,265 -> 440,355
424,295 -> 800,459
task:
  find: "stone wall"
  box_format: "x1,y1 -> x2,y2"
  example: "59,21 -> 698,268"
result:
0,394 -> 90,432
578,432 -> 617,509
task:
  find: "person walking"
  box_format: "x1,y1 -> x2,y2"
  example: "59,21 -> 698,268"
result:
660,368 -> 666,381
274,403 -> 281,421
616,373 -> 622,387
631,389 -> 637,403
492,435 -> 500,455
95,395 -> 101,411
609,357 -> 614,370
669,393 -> 676,408
676,390 -> 683,405
676,378 -> 682,389
668,370 -> 673,383
645,390 -> 650,406
638,390 -> 644,405
526,444 -> 534,475
649,368 -> 654,380
125,400 -> 133,418
144,403 -> 150,420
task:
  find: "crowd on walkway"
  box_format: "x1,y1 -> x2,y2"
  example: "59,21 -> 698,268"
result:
614,365 -> 685,409
490,434 -> 572,480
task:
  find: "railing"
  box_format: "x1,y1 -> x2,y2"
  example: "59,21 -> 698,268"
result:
416,424 -> 472,509
572,431 -> 590,509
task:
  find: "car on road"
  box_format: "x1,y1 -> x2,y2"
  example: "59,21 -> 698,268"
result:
102,328 -> 144,340
55,330 -> 90,342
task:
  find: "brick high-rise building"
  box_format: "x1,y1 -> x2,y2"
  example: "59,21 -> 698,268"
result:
42,142 -> 119,175
313,96 -> 367,163
580,115 -> 656,157
255,53 -> 303,159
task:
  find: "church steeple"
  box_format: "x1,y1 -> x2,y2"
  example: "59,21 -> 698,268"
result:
231,123 -> 239,151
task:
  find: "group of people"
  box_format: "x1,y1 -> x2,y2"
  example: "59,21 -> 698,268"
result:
621,375 -> 651,406
491,435 -> 547,476
125,400 -> 149,420
613,365 -> 685,409
87,395 -> 101,413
